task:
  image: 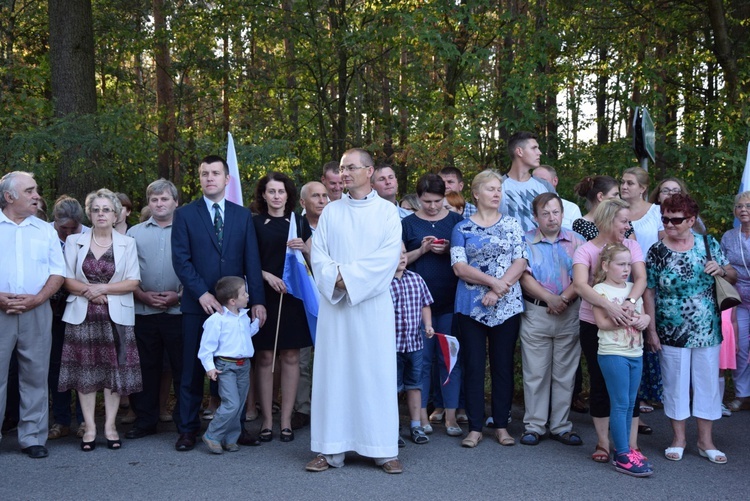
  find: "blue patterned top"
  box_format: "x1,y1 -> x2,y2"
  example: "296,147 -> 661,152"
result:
451,215 -> 527,327
646,232 -> 725,348
721,227 -> 750,305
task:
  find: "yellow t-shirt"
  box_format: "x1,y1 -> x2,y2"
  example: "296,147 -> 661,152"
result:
593,282 -> 644,358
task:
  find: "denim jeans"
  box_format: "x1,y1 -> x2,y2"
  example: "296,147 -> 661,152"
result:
598,354 -> 642,455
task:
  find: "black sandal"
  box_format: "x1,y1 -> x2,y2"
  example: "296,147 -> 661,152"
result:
80,440 -> 96,452
638,424 -> 653,435
107,439 -> 122,449
259,428 -> 273,442
280,428 -> 294,443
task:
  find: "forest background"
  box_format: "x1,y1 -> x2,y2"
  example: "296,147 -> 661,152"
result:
1,0 -> 748,232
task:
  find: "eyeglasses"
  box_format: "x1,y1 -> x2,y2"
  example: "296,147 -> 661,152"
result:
661,216 -> 688,226
90,207 -> 113,214
735,204 -> 750,211
660,188 -> 682,195
338,164 -> 371,173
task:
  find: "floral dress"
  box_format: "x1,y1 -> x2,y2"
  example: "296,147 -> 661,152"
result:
59,248 -> 142,395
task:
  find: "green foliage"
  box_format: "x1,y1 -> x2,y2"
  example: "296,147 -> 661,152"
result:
0,0 -> 746,228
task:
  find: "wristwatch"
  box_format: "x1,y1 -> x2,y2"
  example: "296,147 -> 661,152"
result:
625,297 -> 636,305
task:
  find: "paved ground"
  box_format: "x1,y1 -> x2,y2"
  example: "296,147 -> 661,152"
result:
0,404 -> 746,500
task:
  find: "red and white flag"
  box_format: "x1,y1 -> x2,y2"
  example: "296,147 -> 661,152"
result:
435,333 -> 460,386
225,132 -> 243,205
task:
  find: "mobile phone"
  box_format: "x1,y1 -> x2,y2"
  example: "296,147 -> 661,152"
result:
432,238 -> 445,245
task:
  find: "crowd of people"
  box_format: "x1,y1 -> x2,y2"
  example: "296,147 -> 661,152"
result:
0,131 -> 746,477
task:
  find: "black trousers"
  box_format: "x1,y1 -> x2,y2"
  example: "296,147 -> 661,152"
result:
131,313 -> 183,429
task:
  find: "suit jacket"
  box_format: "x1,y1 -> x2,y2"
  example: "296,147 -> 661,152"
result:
171,198 -> 265,315
62,231 -> 141,326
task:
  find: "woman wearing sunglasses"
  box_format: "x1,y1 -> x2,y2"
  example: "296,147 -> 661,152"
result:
643,194 -> 736,464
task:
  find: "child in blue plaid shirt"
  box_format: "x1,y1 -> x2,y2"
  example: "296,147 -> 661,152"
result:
390,243 -> 434,445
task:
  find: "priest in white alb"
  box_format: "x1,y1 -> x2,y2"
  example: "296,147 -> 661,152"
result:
305,148 -> 403,474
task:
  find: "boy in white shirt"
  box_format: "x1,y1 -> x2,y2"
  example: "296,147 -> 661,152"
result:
197,276 -> 259,454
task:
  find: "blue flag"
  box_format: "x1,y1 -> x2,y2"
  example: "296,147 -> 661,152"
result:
282,215 -> 319,344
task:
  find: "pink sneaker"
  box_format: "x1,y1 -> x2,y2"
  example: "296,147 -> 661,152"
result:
614,450 -> 653,477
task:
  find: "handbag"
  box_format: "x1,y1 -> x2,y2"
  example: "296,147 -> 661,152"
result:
703,234 -> 741,310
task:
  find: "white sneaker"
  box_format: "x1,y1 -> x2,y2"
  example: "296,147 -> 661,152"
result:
721,403 -> 732,417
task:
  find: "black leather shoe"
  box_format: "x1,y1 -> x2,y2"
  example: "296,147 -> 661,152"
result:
175,432 -> 196,451
291,412 -> 311,430
125,426 -> 158,439
238,430 -> 261,446
21,445 -> 49,459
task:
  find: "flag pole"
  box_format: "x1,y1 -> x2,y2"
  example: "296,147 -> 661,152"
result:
271,293 -> 284,373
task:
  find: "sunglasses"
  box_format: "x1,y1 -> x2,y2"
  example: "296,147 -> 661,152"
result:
661,216 -> 688,226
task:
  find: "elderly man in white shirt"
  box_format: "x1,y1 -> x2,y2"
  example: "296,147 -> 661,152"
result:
0,171 -> 65,459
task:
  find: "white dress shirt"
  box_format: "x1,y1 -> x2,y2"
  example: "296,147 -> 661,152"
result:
198,307 -> 259,372
0,212 -> 65,294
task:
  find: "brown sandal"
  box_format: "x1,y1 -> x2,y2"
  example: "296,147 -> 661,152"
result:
591,445 -> 610,463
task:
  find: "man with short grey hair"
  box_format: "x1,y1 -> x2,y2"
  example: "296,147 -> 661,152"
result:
0,171 -> 65,458
126,179 -> 183,439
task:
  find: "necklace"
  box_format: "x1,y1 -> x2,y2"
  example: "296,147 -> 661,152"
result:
92,233 -> 112,248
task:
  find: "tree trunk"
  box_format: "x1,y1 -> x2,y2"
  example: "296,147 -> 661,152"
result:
48,0 -> 98,200
595,46 -> 608,145
153,0 -> 176,182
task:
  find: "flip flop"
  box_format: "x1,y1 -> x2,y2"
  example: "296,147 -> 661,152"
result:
664,446 -> 684,461
639,404 -> 654,413
591,445 -> 610,463
699,448 -> 727,464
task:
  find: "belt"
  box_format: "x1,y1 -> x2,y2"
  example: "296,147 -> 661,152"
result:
216,356 -> 248,365
522,295 -> 548,308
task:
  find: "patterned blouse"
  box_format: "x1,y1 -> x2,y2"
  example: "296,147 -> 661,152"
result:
572,217 -> 635,242
451,215 -> 527,327
646,232 -> 725,348
721,227 -> 750,305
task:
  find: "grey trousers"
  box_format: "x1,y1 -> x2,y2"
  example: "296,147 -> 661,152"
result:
0,303 -> 52,448
205,358 -> 250,445
520,300 -> 581,435
294,346 -> 312,415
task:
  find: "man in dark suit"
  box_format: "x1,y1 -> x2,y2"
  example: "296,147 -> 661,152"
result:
171,155 -> 266,451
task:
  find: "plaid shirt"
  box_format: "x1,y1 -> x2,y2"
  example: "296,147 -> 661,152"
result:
390,269 -> 434,353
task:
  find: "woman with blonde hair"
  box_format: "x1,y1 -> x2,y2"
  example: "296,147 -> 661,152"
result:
59,189 -> 142,451
451,170 -> 527,448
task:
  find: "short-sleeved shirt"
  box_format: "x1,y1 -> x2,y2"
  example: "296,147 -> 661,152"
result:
0,212 -> 65,294
573,238 -> 644,324
646,232 -> 725,348
721,228 -> 750,304
390,270 -> 434,353
127,218 -> 182,315
451,215 -> 527,327
462,201 -> 478,218
402,211 -> 463,315
499,176 -> 555,232
524,227 -> 586,295
593,282 -> 643,358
